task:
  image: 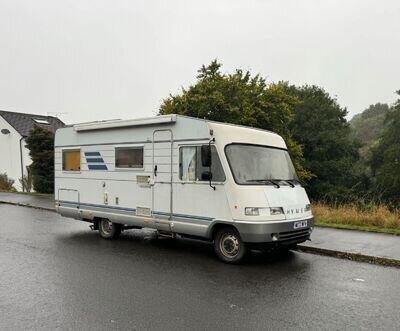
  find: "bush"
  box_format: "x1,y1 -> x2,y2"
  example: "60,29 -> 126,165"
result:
0,173 -> 17,192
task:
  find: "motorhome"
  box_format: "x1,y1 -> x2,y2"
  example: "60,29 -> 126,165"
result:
55,115 -> 314,263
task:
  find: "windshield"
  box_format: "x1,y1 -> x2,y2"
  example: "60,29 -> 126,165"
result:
225,144 -> 299,185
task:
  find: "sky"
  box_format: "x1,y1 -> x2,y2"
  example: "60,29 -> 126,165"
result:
0,0 -> 399,124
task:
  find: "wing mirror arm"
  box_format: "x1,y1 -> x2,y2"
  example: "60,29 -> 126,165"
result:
209,138 -> 216,191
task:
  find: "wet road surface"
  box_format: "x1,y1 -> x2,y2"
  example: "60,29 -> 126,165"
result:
3,192 -> 400,262
1,204 -> 399,330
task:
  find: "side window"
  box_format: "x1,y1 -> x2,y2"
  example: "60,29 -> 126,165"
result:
63,150 -> 81,171
180,146 -> 197,181
115,147 -> 144,169
179,146 -> 225,182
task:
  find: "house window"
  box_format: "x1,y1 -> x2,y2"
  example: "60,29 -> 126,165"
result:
179,146 -> 225,182
115,147 -> 144,169
63,150 -> 81,171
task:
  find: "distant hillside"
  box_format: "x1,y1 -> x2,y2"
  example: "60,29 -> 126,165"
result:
350,103 -> 390,159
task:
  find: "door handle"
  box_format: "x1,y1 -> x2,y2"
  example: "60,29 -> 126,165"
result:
154,165 -> 158,177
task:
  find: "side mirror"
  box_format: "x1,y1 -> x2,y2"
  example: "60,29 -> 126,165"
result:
201,145 -> 211,167
201,171 -> 213,181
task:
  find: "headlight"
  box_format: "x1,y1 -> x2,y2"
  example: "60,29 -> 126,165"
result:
245,207 -> 283,216
305,204 -> 311,212
245,207 -> 260,216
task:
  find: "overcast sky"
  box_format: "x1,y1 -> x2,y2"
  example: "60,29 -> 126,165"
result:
0,0 -> 399,124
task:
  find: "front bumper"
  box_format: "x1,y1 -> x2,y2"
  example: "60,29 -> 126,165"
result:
234,217 -> 314,244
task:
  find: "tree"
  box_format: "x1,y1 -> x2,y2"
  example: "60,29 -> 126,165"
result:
370,91 -> 400,206
25,126 -> 55,194
286,85 -> 360,202
350,103 -> 390,161
159,60 -> 311,180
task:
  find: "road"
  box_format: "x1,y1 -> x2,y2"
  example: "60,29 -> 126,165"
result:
1,204 -> 399,331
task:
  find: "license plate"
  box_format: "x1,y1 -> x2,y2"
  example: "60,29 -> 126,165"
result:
293,220 -> 307,230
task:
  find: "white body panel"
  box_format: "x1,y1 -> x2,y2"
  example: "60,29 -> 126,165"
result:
55,115 -> 313,244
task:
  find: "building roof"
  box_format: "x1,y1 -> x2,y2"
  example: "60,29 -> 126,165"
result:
0,110 -> 65,137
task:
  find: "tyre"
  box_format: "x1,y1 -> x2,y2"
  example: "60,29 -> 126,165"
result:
98,218 -> 122,239
214,227 -> 247,264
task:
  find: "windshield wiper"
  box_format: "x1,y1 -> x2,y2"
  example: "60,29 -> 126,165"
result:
270,180 -> 281,188
246,179 -> 280,188
282,180 -> 295,188
273,179 -> 300,188
287,179 -> 301,186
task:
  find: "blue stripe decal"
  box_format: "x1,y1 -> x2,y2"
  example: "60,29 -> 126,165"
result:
88,164 -> 108,170
59,200 -> 136,212
154,210 -> 213,221
57,200 -> 213,221
86,158 -> 104,163
84,152 -> 107,170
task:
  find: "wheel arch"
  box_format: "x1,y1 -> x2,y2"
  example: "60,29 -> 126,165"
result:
207,221 -> 239,240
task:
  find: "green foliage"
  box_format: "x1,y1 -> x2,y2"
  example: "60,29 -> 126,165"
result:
159,60 -> 311,180
158,60 -> 400,207
348,103 -> 391,200
25,126 -> 55,194
350,103 -> 390,161
286,85 -> 360,202
370,91 -> 400,205
0,173 -> 16,192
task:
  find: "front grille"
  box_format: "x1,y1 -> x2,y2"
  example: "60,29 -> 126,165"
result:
278,228 -> 310,241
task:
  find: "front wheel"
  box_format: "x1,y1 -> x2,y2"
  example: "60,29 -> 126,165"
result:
98,218 -> 121,239
214,227 -> 247,264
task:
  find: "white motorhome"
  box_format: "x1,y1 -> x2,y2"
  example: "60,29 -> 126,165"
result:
55,115 -> 314,263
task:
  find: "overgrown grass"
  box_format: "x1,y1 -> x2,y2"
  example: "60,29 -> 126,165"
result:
313,202 -> 400,235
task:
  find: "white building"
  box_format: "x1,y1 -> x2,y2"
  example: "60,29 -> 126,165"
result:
0,110 -> 64,191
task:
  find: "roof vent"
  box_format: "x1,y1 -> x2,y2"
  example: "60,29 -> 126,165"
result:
33,119 -> 50,124
1,128 -> 10,134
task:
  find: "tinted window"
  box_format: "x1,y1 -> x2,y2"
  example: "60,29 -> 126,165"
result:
115,147 -> 144,168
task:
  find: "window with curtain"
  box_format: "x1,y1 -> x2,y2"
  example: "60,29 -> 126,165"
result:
179,146 -> 225,182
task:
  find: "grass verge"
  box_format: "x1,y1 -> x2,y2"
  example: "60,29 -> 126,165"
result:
313,202 -> 400,235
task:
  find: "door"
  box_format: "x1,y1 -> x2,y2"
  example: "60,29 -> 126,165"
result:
152,129 -> 174,231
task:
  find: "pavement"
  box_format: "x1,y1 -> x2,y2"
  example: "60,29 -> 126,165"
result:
1,191 -> 400,267
0,191 -> 55,211
298,226 -> 400,267
1,204 -> 400,330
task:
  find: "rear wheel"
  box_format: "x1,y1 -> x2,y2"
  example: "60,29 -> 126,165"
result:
98,218 -> 121,239
214,227 -> 247,264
